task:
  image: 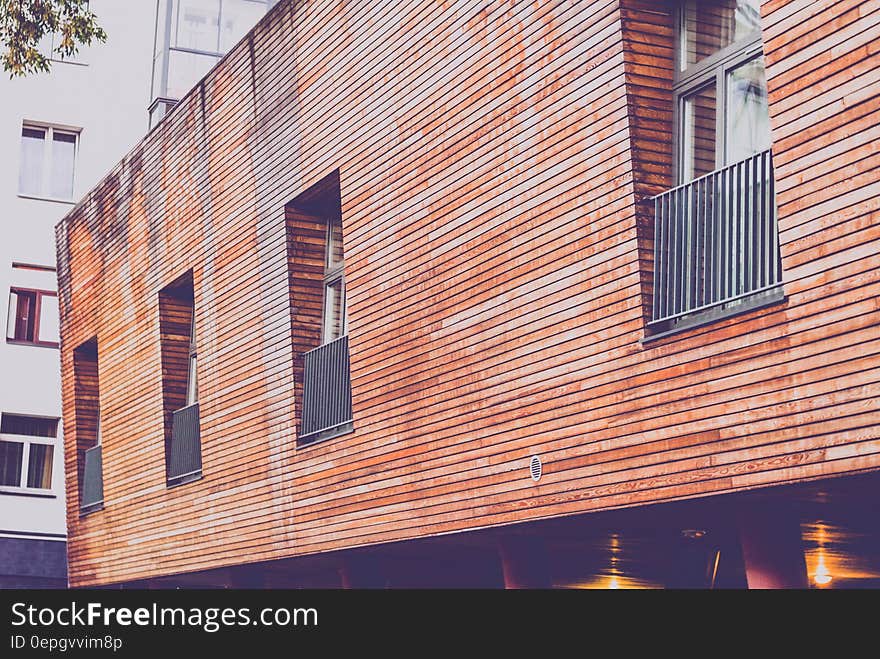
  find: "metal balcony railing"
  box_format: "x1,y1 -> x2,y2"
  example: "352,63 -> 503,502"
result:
80,445 -> 103,511
168,403 -> 202,482
651,149 -> 781,326
300,335 -> 352,444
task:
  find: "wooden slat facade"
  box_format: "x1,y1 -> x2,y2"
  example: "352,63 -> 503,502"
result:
56,0 -> 880,586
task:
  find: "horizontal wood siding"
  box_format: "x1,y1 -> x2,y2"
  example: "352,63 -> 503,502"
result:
56,0 -> 880,585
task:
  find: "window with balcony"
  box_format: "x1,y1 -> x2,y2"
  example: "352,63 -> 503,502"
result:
0,414 -> 58,494
648,0 -> 783,337
149,0 -> 275,127
18,124 -> 78,202
286,171 -> 353,446
6,288 -> 59,348
159,273 -> 202,485
74,339 -> 102,513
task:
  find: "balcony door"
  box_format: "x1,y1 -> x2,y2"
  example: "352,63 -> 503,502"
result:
675,0 -> 771,183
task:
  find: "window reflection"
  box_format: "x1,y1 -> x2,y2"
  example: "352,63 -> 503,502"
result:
726,56 -> 771,165
681,0 -> 761,71
681,84 -> 717,181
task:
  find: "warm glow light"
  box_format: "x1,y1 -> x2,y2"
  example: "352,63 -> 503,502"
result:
608,576 -> 621,589
814,555 -> 832,586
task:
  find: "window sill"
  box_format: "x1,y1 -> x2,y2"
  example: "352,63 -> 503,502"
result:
641,287 -> 786,345
166,470 -> 203,489
79,502 -> 104,517
0,487 -> 56,499
297,421 -> 354,448
17,193 -> 75,205
6,339 -> 59,349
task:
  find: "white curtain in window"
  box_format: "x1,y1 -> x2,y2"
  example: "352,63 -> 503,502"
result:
50,132 -> 76,200
18,127 -> 45,196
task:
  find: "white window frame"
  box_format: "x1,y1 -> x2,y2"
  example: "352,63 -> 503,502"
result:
0,432 -> 57,495
18,123 -> 80,203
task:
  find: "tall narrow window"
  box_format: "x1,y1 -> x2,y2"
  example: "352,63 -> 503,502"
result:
186,311 -> 198,406
648,0 -> 782,336
287,171 -> 353,446
322,220 -> 348,343
74,339 -> 102,512
18,124 -> 79,201
160,273 -> 202,485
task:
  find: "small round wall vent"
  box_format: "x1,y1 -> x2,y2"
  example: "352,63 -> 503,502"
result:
529,455 -> 543,482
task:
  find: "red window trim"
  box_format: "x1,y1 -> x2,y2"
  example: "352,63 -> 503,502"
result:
7,287 -> 59,349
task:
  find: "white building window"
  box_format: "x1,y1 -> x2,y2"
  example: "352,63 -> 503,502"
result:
6,288 -> 60,347
18,124 -> 79,201
0,414 -> 58,491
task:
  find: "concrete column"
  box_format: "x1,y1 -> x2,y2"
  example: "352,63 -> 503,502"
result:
498,536 -> 552,589
738,504 -> 808,589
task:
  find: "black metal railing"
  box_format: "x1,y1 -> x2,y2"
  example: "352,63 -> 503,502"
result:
80,445 -> 103,511
651,149 -> 781,326
168,403 -> 202,482
300,335 -> 352,443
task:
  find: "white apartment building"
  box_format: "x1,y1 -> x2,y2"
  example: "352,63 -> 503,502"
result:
0,0 -> 274,588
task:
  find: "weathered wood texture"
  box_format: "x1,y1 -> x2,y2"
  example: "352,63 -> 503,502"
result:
56,0 -> 880,586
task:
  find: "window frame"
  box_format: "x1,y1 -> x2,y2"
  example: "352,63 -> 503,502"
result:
320,222 -> 348,344
17,123 -> 80,203
185,309 -> 198,407
6,287 -> 60,349
672,4 -> 764,184
0,419 -> 59,496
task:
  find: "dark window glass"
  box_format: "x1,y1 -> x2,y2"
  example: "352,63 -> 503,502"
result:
0,414 -> 59,438
0,441 -> 23,487
7,290 -> 37,342
26,444 -> 54,489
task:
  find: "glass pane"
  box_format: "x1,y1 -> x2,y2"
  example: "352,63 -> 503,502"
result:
175,0 -> 221,52
18,127 -> 46,196
326,222 -> 344,268
9,291 -> 37,341
39,295 -> 60,344
681,0 -> 761,71
0,414 -> 59,437
26,444 -> 54,489
323,279 -> 345,343
166,48 -> 221,99
0,441 -> 24,487
726,56 -> 771,164
186,355 -> 198,405
6,292 -> 17,339
681,83 -> 717,182
151,47 -> 167,99
220,0 -> 267,51
49,132 -> 76,200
